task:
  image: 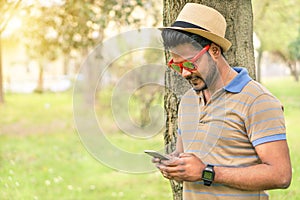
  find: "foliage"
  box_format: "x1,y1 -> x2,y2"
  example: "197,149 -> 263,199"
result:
253,0 -> 300,59
0,0 -> 21,34
17,0 -> 161,63
21,5 -> 60,61
288,28 -> 300,60
1,0 -> 162,93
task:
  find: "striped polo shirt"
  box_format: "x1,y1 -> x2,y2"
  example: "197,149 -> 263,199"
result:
178,67 -> 286,200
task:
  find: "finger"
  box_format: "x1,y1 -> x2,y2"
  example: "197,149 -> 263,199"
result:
165,160 -> 185,168
163,166 -> 185,177
179,153 -> 194,158
162,158 -> 184,167
166,170 -> 185,181
162,171 -> 172,180
152,157 -> 161,163
156,163 -> 166,171
161,160 -> 175,166
169,152 -> 179,157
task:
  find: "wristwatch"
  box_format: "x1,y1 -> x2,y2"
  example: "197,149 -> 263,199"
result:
202,164 -> 215,186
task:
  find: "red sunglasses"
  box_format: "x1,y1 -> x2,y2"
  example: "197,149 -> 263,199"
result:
168,45 -> 210,74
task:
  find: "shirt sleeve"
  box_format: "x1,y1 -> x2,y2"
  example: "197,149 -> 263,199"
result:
245,93 -> 286,147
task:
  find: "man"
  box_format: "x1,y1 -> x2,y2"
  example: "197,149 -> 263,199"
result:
154,3 -> 292,200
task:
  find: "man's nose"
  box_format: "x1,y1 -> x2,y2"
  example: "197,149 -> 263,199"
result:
181,68 -> 192,78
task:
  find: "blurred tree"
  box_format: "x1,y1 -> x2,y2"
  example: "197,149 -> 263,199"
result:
253,0 -> 300,82
288,28 -> 300,81
289,28 -> 300,61
163,0 -> 254,199
19,0 -> 161,93
21,3 -> 62,92
0,0 -> 21,103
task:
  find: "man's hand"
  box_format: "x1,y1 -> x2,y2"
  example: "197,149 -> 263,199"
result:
156,153 -> 205,182
151,151 -> 179,164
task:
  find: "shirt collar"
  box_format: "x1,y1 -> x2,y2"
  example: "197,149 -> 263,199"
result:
224,67 -> 252,93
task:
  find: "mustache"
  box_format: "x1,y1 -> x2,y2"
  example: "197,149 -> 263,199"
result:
185,74 -> 205,82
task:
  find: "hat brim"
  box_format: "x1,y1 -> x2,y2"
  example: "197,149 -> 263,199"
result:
159,27 -> 232,52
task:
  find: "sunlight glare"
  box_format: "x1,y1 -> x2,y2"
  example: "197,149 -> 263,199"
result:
2,17 -> 22,38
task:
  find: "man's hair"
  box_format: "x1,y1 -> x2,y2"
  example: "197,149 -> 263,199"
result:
161,28 -> 224,55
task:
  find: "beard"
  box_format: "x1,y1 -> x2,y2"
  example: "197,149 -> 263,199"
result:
185,74 -> 208,94
204,61 -> 219,88
185,60 -> 219,94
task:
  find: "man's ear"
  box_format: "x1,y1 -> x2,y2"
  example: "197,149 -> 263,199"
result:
209,43 -> 221,59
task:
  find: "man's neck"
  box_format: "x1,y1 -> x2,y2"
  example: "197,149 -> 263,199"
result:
201,67 -> 238,105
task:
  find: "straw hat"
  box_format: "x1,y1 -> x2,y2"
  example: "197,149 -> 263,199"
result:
160,3 -> 232,52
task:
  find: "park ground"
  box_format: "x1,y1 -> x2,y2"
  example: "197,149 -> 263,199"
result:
0,77 -> 299,200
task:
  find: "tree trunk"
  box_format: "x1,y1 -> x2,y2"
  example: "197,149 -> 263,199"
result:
288,60 -> 299,82
256,47 -> 263,83
163,0 -> 255,199
0,33 -> 4,104
35,62 -> 44,93
63,57 -> 69,75
296,62 -> 299,82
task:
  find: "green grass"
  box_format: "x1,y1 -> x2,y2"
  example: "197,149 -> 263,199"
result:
0,92 -> 171,200
0,133 -> 171,200
0,77 -> 299,199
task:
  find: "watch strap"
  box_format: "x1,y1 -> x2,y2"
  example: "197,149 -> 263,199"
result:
203,179 -> 212,186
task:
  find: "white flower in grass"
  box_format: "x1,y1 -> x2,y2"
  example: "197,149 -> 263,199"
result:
67,185 -> 73,190
89,185 -> 96,190
53,176 -> 63,183
48,168 -> 54,174
45,180 -> 51,186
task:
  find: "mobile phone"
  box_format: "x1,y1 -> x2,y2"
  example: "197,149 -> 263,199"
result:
144,150 -> 170,160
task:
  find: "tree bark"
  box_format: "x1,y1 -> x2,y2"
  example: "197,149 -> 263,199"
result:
163,0 -> 255,199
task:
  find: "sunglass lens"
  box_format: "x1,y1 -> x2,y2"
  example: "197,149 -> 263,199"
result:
182,62 -> 195,70
171,64 -> 181,73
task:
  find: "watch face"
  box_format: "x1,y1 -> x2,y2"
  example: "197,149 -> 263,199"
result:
203,171 -> 213,180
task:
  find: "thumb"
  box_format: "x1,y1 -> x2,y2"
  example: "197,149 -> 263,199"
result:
179,153 -> 194,158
